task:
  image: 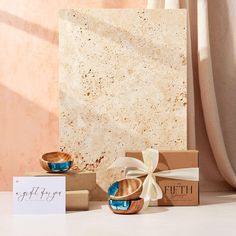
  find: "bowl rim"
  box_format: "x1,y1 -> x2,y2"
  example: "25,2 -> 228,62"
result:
40,151 -> 73,163
109,177 -> 143,200
109,197 -> 143,203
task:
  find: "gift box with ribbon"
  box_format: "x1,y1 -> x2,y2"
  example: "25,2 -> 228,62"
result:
110,148 -> 199,207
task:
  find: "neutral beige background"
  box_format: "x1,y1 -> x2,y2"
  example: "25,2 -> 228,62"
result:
208,0 -> 236,187
0,0 -> 234,191
59,9 -> 187,197
187,0 -> 235,190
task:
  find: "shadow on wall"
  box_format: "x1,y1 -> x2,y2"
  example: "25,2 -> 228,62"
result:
0,84 -> 58,190
200,191 -> 236,205
60,9 -> 185,66
0,9 -> 58,45
101,0 -> 147,8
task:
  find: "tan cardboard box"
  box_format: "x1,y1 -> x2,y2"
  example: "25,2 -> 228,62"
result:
125,150 -> 199,206
66,190 -> 89,211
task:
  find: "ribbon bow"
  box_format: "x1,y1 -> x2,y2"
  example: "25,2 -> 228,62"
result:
109,148 -> 199,208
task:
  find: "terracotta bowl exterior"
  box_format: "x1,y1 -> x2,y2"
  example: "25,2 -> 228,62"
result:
40,151 -> 73,172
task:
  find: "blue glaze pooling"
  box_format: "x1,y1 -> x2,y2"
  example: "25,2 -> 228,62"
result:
109,200 -> 131,210
48,161 -> 72,172
108,181 -> 119,197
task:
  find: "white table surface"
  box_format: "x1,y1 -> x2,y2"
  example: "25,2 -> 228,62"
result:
0,191 -> 235,236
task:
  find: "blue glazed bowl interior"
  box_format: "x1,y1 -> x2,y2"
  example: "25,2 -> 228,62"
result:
109,199 -> 131,211
108,181 -> 119,197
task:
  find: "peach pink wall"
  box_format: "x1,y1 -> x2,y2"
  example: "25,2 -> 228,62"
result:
0,0 -> 232,192
0,0 -> 146,190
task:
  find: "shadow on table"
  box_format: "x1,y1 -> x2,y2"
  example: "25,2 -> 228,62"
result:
141,207 -> 168,215
200,192 -> 236,205
66,202 -> 107,214
66,202 -> 168,215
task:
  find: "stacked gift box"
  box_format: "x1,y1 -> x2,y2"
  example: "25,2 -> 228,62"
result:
125,150 -> 199,206
25,170 -> 96,211
107,149 -> 199,214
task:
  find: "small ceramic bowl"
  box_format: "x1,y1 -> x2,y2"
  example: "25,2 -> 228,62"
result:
40,152 -> 73,172
108,198 -> 144,214
108,178 -> 142,201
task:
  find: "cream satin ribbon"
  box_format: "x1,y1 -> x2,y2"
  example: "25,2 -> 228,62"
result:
109,148 -> 199,209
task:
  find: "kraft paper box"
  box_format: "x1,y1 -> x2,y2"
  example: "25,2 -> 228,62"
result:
66,190 -> 89,211
25,170 -> 96,192
125,150 -> 199,206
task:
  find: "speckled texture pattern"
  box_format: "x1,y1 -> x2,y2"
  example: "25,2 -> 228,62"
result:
59,9 -> 187,200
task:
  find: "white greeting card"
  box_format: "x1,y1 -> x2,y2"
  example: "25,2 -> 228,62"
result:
13,176 -> 65,214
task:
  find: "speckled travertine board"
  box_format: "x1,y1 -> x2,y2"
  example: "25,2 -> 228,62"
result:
59,9 -> 187,200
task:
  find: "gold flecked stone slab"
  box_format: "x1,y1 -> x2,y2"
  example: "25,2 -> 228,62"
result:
59,9 -> 187,200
